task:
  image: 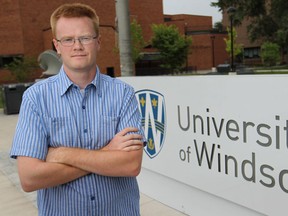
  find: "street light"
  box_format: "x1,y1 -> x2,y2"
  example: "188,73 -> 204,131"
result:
210,35 -> 215,68
184,23 -> 188,73
227,6 -> 236,72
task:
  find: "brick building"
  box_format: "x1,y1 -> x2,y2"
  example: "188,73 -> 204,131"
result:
0,0 -> 228,84
222,11 -> 263,66
164,14 -> 228,71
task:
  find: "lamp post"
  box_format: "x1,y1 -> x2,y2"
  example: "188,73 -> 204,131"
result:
227,6 -> 236,72
210,35 -> 215,68
184,23 -> 188,73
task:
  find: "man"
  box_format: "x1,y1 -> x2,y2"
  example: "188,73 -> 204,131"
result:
10,3 -> 145,216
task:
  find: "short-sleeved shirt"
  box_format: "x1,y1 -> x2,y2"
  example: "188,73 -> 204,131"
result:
10,67 -> 145,216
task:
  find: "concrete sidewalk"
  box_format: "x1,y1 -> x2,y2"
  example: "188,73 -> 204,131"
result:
0,109 -> 186,216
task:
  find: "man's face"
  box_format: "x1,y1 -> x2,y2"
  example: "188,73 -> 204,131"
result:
53,17 -> 100,74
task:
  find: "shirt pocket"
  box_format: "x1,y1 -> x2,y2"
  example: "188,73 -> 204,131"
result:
93,115 -> 120,149
48,117 -> 80,147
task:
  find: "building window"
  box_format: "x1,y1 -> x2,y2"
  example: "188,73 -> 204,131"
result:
164,17 -> 172,22
244,47 -> 260,59
0,55 -> 22,68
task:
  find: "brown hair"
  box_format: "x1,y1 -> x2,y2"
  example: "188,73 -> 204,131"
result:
50,3 -> 99,38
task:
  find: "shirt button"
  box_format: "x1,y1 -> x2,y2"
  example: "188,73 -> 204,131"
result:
91,196 -> 95,201
82,105 -> 86,109
84,129 -> 88,133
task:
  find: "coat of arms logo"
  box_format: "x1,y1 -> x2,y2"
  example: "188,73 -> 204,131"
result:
135,90 -> 166,158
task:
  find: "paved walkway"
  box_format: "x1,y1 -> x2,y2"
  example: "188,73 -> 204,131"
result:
0,109 -> 186,216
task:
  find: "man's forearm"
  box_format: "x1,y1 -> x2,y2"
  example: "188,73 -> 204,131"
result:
17,156 -> 89,192
46,127 -> 144,177
48,147 -> 143,177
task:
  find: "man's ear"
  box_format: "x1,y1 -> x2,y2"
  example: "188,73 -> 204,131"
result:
96,35 -> 101,50
52,39 -> 61,55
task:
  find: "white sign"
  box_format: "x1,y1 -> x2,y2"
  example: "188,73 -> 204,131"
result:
122,75 -> 288,216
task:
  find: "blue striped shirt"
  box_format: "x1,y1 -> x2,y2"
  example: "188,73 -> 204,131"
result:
10,67 -> 144,216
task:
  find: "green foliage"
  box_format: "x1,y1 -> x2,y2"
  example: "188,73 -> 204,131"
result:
211,0 -> 266,19
213,22 -> 224,32
260,42 -> 280,66
212,0 -> 288,61
5,56 -> 38,82
224,27 -> 243,57
151,24 -> 192,72
130,19 -> 146,63
114,19 -> 146,64
247,15 -> 278,42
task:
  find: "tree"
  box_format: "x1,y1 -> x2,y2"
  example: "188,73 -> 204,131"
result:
211,0 -> 288,63
5,56 -> 38,82
260,42 -> 280,66
211,0 -> 266,21
130,19 -> 146,63
151,24 -> 192,72
114,19 -> 146,65
224,27 -> 243,61
213,21 -> 224,32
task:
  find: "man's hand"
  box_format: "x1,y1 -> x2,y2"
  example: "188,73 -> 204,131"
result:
103,127 -> 143,152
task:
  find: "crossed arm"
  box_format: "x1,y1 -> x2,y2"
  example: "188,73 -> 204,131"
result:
17,127 -> 144,192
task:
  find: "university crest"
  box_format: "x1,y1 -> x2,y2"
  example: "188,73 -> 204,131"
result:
135,90 -> 166,158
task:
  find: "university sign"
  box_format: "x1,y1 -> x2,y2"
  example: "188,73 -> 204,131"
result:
121,75 -> 288,216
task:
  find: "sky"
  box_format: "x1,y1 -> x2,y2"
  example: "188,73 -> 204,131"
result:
163,0 -> 222,24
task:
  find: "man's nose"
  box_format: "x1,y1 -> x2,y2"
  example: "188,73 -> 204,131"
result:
73,39 -> 84,48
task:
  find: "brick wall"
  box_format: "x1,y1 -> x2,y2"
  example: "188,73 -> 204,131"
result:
0,0 -> 228,84
164,14 -> 228,70
0,0 -> 164,81
0,0 -> 24,55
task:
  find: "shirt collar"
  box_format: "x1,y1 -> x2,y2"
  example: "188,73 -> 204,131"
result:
58,66 -> 102,97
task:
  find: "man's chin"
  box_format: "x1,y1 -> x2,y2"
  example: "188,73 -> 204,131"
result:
71,64 -> 96,73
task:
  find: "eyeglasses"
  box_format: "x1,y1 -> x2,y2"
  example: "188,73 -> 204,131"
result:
56,36 -> 97,47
